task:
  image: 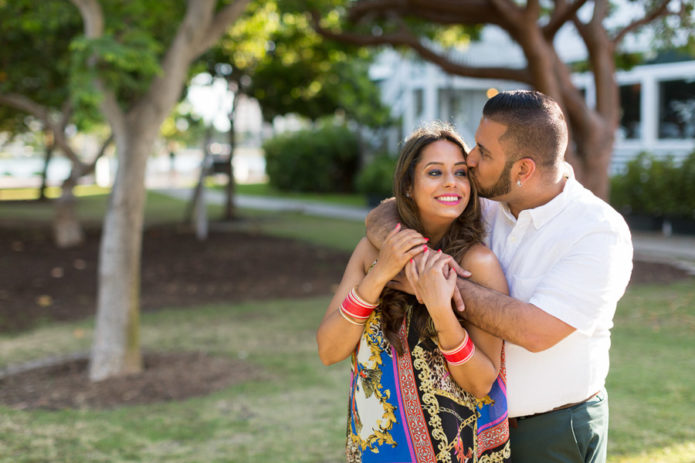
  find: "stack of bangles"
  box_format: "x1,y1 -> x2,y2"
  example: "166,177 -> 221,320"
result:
338,288 -> 378,326
440,331 -> 476,366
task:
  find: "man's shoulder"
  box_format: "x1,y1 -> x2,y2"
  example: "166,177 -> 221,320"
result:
566,179 -> 629,234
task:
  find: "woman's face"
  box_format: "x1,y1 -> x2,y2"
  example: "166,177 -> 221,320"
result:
410,139 -> 470,229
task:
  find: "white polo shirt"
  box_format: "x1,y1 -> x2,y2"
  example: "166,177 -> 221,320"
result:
481,176 -> 633,418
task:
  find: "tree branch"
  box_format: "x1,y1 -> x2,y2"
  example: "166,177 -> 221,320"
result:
0,93 -> 84,167
612,0 -> 672,45
67,0 -> 103,37
69,0 -> 126,137
543,0 -> 589,40
348,0 -> 502,25
195,0 -> 252,57
311,12 -> 532,84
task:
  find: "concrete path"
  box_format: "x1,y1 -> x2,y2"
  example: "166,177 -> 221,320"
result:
156,187 -> 695,275
156,187 -> 370,221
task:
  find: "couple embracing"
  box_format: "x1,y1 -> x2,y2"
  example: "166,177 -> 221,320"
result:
317,90 -> 633,463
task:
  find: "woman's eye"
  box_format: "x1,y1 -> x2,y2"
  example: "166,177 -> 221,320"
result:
427,170 -> 442,177
456,170 -> 468,177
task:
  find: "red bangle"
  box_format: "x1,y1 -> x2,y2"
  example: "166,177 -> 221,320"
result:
339,288 -> 378,320
440,332 -> 476,366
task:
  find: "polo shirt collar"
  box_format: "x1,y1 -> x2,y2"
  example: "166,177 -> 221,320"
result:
500,174 -> 578,230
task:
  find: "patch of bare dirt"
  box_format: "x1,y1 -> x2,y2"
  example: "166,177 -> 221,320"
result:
0,352 -> 263,410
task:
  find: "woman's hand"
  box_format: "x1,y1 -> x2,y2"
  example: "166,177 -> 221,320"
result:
405,249 -> 458,318
371,223 -> 428,284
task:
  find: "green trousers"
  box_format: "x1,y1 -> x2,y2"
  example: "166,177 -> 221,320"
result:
509,390 -> 608,463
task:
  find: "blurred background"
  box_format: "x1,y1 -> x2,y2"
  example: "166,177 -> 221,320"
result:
0,1 -> 693,462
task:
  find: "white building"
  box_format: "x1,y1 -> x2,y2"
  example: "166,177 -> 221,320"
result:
372,27 -> 695,174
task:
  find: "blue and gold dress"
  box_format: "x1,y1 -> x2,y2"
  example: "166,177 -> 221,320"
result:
346,305 -> 511,463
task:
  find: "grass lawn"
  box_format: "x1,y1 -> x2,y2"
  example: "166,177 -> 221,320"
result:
1,281 -> 693,462
0,298 -> 348,463
233,182 -> 367,208
0,186 -> 200,227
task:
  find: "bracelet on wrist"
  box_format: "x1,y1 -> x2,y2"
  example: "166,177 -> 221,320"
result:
439,331 -> 476,366
338,306 -> 366,326
339,287 -> 378,322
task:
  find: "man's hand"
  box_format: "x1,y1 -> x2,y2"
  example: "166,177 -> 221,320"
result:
447,258 -> 471,313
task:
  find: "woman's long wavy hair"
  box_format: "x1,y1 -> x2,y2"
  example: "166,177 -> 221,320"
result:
380,122 -> 485,355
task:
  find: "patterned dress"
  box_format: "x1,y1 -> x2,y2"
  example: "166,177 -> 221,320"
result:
346,305 -> 511,463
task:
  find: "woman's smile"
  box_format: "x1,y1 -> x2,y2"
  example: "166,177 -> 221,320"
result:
435,194 -> 462,205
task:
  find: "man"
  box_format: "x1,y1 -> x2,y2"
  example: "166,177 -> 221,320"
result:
366,90 -> 633,462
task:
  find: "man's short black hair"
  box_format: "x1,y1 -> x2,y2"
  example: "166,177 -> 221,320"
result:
482,90 -> 568,168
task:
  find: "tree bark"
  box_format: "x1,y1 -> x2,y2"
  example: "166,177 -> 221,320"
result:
90,128 -> 151,380
224,91 -> 238,220
53,170 -> 85,248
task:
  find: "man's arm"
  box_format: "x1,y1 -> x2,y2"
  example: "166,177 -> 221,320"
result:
365,198 -> 400,249
456,278 -> 575,352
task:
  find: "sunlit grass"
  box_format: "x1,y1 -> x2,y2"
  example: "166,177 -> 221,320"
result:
230,181 -> 367,207
1,280 -> 694,462
0,185 -> 109,201
0,297 -> 348,463
607,279 -> 695,461
0,189 -> 221,228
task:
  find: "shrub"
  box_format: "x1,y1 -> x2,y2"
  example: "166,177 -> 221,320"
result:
610,150 -> 695,218
263,123 -> 359,193
355,153 -> 396,198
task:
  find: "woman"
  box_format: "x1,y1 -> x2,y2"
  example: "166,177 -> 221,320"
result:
317,123 -> 511,462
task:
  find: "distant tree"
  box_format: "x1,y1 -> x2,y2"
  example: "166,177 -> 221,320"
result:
68,0 -> 251,381
310,0 -> 695,199
200,0 -> 391,218
0,0 -> 112,247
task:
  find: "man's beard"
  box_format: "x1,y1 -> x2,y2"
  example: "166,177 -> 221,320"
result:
473,159 -> 514,199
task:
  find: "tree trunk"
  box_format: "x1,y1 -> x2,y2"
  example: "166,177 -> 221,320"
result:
569,119 -> 615,199
89,130 -> 150,381
38,141 -> 54,201
224,97 -> 237,220
53,173 -> 85,248
185,126 -> 213,232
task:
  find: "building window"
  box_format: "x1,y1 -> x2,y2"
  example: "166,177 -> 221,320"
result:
658,78 -> 695,139
619,83 -> 641,140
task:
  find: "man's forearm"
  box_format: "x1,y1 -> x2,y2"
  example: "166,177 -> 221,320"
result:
365,198 -> 399,249
456,278 -> 573,352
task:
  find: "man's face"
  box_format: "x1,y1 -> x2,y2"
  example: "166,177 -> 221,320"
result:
467,117 -> 514,200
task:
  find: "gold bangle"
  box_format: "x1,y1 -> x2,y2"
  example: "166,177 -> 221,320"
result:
338,306 -> 366,326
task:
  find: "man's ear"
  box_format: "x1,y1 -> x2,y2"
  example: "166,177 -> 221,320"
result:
515,157 -> 536,185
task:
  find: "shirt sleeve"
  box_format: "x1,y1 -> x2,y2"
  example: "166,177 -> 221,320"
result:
529,228 -> 633,335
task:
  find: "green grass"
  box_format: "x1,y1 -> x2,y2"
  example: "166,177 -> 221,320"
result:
236,209 -> 364,252
606,279 -> 695,462
1,281 -> 693,462
232,182 -> 367,208
0,298 -> 348,463
0,188 -> 221,228
0,185 -> 364,251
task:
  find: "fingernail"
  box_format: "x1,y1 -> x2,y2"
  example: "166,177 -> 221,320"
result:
437,249 -> 442,253
423,245 -> 428,252
395,222 -> 401,230
409,259 -> 414,264
424,238 -> 430,242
